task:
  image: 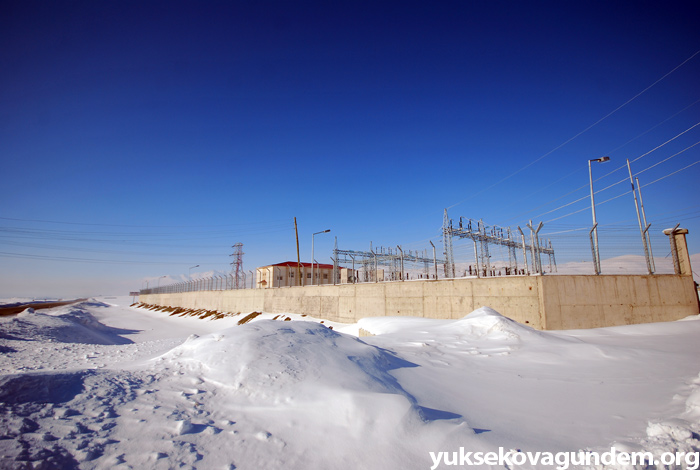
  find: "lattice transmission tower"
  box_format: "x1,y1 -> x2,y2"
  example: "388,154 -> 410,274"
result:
230,243 -> 244,289
443,209 -> 456,278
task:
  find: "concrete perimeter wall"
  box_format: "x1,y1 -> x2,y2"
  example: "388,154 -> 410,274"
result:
139,273 -> 699,330
539,274 -> 699,329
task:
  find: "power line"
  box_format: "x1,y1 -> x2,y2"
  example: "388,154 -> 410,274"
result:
502,105 -> 700,224
0,224 -> 293,243
0,216 -> 292,229
0,240 -> 228,258
605,97 -> 700,155
529,133 -> 700,222
630,121 -> 700,164
635,139 -> 700,176
0,251 -> 190,265
543,157 -> 700,224
543,207 -> 700,235
589,120 -> 700,184
447,48 -> 700,210
641,159 -> 700,187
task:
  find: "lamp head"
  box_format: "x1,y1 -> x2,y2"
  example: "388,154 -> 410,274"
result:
597,156 -> 610,163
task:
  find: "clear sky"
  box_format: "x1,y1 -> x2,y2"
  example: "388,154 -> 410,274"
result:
1,0 -> 699,298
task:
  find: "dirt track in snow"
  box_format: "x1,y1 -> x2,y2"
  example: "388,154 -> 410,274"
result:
0,299 -> 86,317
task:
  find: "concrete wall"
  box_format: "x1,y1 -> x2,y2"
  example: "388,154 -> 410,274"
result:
539,274 -> 699,329
140,273 -> 699,330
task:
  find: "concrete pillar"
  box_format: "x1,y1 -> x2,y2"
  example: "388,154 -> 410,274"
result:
663,227 -> 692,275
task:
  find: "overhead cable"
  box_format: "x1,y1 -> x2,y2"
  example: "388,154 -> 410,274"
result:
532,137 -> 700,221
447,48 -> 700,210
503,105 -> 700,223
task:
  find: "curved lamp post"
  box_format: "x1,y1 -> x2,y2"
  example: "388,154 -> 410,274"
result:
312,229 -> 331,285
188,264 -> 199,281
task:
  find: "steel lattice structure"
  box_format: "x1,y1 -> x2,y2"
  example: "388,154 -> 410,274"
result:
442,209 -> 556,278
333,238 -> 445,283
229,242 -> 245,289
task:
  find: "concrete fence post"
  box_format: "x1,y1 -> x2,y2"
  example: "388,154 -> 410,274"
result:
663,226 -> 692,276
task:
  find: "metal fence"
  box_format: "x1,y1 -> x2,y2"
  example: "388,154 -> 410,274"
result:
140,273 -> 256,295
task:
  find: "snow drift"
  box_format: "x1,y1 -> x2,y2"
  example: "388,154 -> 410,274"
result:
1,297 -> 699,469
1,302 -> 136,345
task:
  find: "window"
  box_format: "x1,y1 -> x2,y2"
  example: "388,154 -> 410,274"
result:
323,274 -> 328,279
307,273 -> 311,279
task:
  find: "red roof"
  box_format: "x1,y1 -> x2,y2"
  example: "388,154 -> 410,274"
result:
263,261 -> 336,269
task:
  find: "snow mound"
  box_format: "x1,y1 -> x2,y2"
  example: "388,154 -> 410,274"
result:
0,303 -> 136,345
429,307 -> 580,348
354,306 -> 535,338
600,372 -> 700,469
162,321 -> 414,400
159,321 -> 461,423
16,307 -> 35,316
448,306 -> 537,339
640,373 -> 700,453
619,419 -> 700,470
359,307 -> 570,344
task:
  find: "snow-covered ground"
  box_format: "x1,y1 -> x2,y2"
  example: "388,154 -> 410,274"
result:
1,297 -> 699,469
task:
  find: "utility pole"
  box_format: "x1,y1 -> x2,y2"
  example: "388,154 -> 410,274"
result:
636,177 -> 655,273
294,217 -> 301,286
626,159 -> 653,274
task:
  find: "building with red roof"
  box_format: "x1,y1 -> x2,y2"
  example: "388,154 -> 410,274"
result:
256,261 -> 353,288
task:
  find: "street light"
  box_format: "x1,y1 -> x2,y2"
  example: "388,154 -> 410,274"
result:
189,264 -> 199,280
588,156 -> 610,275
157,275 -> 167,288
312,229 -> 331,285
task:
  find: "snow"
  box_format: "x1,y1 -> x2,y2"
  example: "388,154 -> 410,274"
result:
556,253 -> 700,283
1,297 -> 699,469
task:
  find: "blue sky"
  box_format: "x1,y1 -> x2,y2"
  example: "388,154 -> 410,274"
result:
1,1 -> 699,298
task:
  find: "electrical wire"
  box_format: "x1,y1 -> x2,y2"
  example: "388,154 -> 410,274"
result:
543,156 -> 700,224
630,122 -> 700,164
0,224 -> 294,243
529,136 -> 700,222
0,216 -> 293,229
447,48 -> 700,211
498,116 -> 700,226
0,251 -> 191,265
635,140 -> 700,176
606,98 -> 700,155
0,240 -> 228,258
640,159 -> 700,187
